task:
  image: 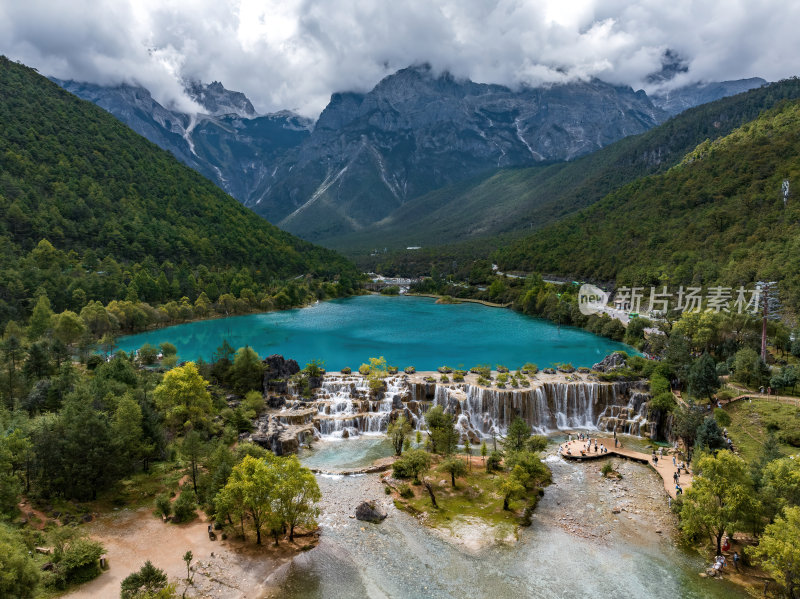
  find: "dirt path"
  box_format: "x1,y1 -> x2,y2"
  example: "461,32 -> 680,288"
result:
64,508 -> 301,599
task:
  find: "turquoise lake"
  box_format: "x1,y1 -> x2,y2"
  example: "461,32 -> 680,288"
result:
117,295 -> 633,370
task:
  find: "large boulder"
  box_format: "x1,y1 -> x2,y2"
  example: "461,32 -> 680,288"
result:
355,501 -> 387,523
592,352 -> 627,373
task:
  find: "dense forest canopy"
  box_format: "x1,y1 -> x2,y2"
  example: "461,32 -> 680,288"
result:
494,97 -> 800,311
0,56 -> 359,327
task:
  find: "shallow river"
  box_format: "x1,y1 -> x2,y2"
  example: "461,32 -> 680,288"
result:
264,438 -> 746,599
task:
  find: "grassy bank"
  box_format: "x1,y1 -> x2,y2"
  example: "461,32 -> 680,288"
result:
725,399 -> 800,463
385,455 -> 545,538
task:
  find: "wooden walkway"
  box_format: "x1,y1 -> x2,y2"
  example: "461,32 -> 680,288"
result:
726,383 -> 800,407
560,437 -> 692,500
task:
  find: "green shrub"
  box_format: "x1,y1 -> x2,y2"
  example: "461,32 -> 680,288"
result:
398,483 -> 414,499
496,365 -> 509,373
649,373 -> 670,396
303,359 -> 325,377
172,488 -> 197,523
649,392 -> 676,413
120,561 -> 169,599
486,451 -> 503,473
49,537 -> 105,588
380,285 -> 400,295
717,389 -> 735,401
155,494 -> 172,519
387,366 -> 399,374
159,342 -> 177,356
471,365 -> 492,377
138,343 -> 159,365
242,391 -> 265,416
521,363 -> 538,375
358,363 -> 370,375
440,375 -> 450,383
392,449 -> 431,482
601,462 -> 613,477
438,366 -> 453,373
453,373 -> 465,382
713,408 -> 731,427
341,367 -> 352,374
404,366 -> 416,374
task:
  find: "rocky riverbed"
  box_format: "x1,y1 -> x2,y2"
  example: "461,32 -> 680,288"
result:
544,454 -> 677,544
264,445 -> 747,599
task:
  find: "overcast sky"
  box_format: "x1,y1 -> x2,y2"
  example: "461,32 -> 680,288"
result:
2,0 -> 798,118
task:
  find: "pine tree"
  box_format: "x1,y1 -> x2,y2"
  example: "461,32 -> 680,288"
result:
27,294 -> 53,340
688,352 -> 720,401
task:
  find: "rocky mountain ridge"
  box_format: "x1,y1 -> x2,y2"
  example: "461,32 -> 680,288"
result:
55,67 -> 766,243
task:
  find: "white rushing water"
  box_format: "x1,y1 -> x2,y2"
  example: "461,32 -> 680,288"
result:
300,377 -> 651,441
312,376 -> 408,439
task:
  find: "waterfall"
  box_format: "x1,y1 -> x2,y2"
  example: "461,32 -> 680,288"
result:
305,375 -> 406,438
287,376 -> 651,441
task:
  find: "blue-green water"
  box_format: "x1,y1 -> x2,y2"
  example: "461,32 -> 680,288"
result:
117,295 -> 633,370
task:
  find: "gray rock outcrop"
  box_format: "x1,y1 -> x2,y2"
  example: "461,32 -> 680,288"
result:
592,352 -> 628,373
355,501 -> 387,523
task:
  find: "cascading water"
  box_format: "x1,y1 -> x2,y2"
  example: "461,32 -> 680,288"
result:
309,376 -> 407,439
433,381 -> 649,440
290,376 -> 652,442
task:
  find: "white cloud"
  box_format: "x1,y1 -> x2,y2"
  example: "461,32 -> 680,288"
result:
1,0 -> 798,118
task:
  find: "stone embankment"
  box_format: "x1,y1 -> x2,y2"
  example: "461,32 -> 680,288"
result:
243,353 -> 655,455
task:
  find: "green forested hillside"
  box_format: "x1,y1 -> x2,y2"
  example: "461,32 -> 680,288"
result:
0,57 -> 358,327
495,99 -> 800,309
330,78 -> 800,256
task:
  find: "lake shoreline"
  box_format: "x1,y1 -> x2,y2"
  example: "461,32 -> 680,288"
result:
117,294 -> 636,371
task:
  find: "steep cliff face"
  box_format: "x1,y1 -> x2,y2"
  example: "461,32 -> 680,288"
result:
261,66 -> 666,240
52,78 -> 311,209
55,67 -> 765,244
185,80 -> 257,117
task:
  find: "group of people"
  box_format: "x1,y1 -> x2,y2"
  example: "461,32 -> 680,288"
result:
561,434 -> 611,456
651,447 -> 663,465
709,550 -> 740,575
649,447 -> 691,495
